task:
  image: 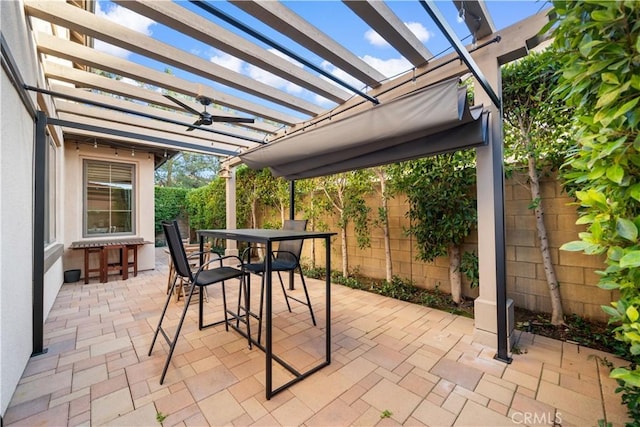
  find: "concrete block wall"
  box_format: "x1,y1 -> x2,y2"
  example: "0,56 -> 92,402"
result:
503,172 -> 613,322
263,171 -> 612,322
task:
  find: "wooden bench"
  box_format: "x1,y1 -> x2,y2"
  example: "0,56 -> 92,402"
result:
70,238 -> 151,283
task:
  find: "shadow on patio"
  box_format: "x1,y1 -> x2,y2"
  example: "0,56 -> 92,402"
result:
4,249 -> 629,426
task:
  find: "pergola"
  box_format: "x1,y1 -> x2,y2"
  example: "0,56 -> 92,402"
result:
12,0 -> 551,364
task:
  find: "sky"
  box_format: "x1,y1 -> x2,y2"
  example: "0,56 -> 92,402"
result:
94,0 -> 551,119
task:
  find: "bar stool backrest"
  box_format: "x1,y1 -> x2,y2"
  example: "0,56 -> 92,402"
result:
162,220 -> 193,281
277,219 -> 307,265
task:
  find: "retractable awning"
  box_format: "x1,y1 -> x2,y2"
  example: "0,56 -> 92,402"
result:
240,77 -> 488,180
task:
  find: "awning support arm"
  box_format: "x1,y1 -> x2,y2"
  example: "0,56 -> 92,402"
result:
418,0 -> 501,109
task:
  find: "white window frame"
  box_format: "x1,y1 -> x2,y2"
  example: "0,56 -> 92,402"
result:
83,160 -> 136,237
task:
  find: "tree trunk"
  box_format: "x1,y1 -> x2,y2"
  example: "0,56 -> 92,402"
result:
250,199 -> 257,228
280,201 -> 286,226
341,226 -> 348,277
310,216 -> 316,269
166,159 -> 173,187
379,176 -> 393,282
448,243 -> 462,304
528,154 -> 565,325
251,200 -> 264,259
309,194 -> 316,269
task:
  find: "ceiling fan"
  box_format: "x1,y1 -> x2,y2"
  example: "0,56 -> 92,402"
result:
164,94 -> 254,131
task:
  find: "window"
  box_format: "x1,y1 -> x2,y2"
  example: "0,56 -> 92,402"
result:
84,160 -> 135,236
44,135 -> 56,244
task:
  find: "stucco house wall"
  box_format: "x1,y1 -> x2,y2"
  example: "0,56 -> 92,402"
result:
0,1 -> 157,417
0,0 -> 66,415
62,143 -> 157,277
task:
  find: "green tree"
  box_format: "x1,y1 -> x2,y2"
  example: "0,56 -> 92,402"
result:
236,166 -> 273,229
502,49 -> 573,325
263,176 -> 296,227
320,170 -> 372,277
549,1 -> 640,421
371,166 -> 396,283
155,152 -> 220,188
391,151 -> 477,304
297,178 -> 331,269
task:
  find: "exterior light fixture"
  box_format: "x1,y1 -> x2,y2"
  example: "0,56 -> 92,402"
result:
457,4 -> 465,23
219,167 -> 231,179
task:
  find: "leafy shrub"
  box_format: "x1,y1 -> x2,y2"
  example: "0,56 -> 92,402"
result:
550,1 -> 640,423
154,186 -> 188,233
459,251 -> 479,289
185,178 -> 226,231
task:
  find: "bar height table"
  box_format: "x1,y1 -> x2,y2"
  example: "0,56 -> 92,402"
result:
197,228 -> 335,400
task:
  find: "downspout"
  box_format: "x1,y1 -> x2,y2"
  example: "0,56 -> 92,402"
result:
33,111 -> 47,356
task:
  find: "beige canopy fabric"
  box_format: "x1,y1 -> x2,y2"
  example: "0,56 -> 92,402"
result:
240,77 -> 488,180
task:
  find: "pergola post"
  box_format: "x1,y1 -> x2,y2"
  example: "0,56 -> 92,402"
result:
224,166 -> 239,256
473,55 -> 514,361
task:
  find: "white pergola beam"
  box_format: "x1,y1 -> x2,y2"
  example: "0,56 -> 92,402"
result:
52,89 -> 261,149
276,10 -> 551,140
25,0 -> 324,116
344,0 -> 432,67
230,0 -> 387,89
43,62 -> 281,135
112,0 -> 350,105
57,111 -> 241,157
35,32 -> 303,126
51,82 -> 266,145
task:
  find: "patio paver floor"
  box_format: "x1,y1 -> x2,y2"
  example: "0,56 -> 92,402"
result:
4,249 -> 630,426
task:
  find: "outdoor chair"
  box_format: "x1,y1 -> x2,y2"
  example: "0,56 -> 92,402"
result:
166,242 -> 212,303
149,220 -> 250,384
241,219 -> 315,344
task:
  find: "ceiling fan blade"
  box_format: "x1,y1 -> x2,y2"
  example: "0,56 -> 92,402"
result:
211,116 -> 255,123
164,94 -> 202,116
186,118 -> 203,131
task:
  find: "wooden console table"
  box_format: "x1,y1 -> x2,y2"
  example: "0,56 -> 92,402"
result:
70,238 -> 151,283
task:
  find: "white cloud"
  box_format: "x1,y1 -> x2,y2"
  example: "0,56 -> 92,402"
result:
320,60 -> 366,91
210,48 -> 307,96
96,1 -> 154,35
94,1 -> 155,58
365,21 -> 433,48
210,51 -> 244,74
405,22 -> 432,43
248,65 -> 304,95
365,29 -> 389,47
359,22 -> 430,79
321,56 -> 412,83
313,93 -> 334,106
247,49 -> 305,94
361,55 -> 412,79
